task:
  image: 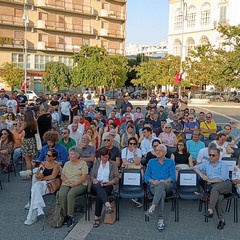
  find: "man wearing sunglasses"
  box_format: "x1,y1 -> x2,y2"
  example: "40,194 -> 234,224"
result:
58,127 -> 76,151
194,148 -> 231,230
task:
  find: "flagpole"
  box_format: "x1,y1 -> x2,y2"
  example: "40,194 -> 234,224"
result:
22,2 -> 29,94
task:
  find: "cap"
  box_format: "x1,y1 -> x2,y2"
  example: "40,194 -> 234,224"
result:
109,129 -> 117,136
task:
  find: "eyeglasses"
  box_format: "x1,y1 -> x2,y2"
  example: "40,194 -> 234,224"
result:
188,118 -> 193,120
165,127 -> 171,129
104,139 -> 111,142
129,142 -> 136,145
46,154 -> 52,157
178,144 -> 184,146
209,154 -> 218,157
61,132 -> 68,134
184,115 -> 189,117
206,116 -> 211,119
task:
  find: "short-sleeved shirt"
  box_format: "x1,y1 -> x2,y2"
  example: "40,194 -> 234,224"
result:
17,95 -> 28,106
80,145 -> 95,168
97,146 -> 121,162
62,160 -> 88,186
121,147 -> 141,163
186,140 -> 205,160
58,138 -> 76,151
200,121 -> 217,137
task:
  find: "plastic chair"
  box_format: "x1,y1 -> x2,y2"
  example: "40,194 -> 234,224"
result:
119,169 -> 146,220
176,169 -> 206,222
166,146 -> 177,158
221,157 -> 238,223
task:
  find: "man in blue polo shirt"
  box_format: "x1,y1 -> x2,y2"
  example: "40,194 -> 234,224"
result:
144,144 -> 176,232
194,148 -> 231,230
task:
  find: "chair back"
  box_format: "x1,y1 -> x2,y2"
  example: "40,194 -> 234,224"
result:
120,168 -> 143,192
166,146 -> 177,158
232,148 -> 240,160
177,169 -> 200,193
221,157 -> 238,180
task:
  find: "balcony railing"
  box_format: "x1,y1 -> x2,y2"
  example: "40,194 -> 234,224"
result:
37,41 -> 80,52
0,37 -> 24,47
100,9 -> 126,20
0,15 -> 24,26
37,20 -> 93,35
37,0 -> 93,15
99,28 -> 125,38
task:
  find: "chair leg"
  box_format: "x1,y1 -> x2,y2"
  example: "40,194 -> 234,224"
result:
199,200 -> 203,212
236,197 -> 238,223
0,178 -> 2,190
204,201 -> 208,222
175,198 -> 179,222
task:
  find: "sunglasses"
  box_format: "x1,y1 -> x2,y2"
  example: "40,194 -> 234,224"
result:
165,127 -> 171,129
206,116 -> 211,119
209,154 -> 218,157
47,154 -> 52,157
104,139 -> 111,142
61,132 -> 68,134
129,142 -> 136,145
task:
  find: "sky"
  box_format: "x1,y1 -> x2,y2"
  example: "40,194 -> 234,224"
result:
126,0 -> 169,45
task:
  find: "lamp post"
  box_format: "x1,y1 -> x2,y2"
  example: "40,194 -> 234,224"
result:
22,2 -> 29,94
178,0 -> 187,97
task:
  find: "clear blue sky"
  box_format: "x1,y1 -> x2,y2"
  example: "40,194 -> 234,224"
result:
126,0 -> 169,45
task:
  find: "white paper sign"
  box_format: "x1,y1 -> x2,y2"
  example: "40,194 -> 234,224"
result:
222,160 -> 236,171
180,173 -> 196,186
123,172 -> 141,186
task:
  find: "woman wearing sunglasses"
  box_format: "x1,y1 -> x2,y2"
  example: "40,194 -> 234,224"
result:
0,128 -> 15,172
24,149 -> 60,225
89,147 -> 119,228
121,137 -> 142,169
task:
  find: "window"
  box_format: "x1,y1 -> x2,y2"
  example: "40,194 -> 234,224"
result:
219,6 -> 227,24
12,53 -> 30,68
34,55 -> 55,69
185,38 -> 195,57
174,8 -> 183,30
59,56 -> 73,68
201,2 -> 211,26
199,36 -> 209,45
173,39 -> 182,57
187,6 -> 196,28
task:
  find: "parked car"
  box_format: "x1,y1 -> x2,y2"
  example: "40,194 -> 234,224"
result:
229,93 -> 240,103
104,91 -> 121,99
26,90 -> 38,101
130,90 -> 148,99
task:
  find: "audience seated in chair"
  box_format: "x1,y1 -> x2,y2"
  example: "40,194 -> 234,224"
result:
89,147 -> 119,228
24,149 -> 60,225
59,147 -> 88,228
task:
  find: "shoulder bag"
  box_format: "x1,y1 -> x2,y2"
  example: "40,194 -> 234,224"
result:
35,122 -> 42,151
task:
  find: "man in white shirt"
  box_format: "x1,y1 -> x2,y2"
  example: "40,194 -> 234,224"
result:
6,94 -> 17,114
85,94 -> 95,109
68,115 -> 85,135
159,92 -> 169,108
197,142 -> 217,165
60,96 -> 70,125
69,122 -> 83,145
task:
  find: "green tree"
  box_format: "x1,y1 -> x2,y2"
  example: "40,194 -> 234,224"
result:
42,62 -> 72,91
0,62 -> 24,89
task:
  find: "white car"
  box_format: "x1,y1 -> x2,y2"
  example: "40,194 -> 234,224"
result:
26,90 -> 38,101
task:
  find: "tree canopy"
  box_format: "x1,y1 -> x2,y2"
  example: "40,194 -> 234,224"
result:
42,62 -> 72,91
0,62 -> 24,90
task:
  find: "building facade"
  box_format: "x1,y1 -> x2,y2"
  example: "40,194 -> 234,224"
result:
168,0 -> 240,60
0,0 -> 127,92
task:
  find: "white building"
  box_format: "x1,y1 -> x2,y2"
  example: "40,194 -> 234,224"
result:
125,42 -> 168,57
168,0 -> 240,60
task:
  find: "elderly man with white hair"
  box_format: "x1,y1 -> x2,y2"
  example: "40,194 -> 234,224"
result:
144,144 -> 176,232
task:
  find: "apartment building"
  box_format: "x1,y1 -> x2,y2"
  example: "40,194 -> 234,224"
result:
168,0 -> 240,60
0,0 -> 127,92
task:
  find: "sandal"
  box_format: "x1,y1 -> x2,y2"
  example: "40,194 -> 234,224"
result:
93,219 -> 100,228
106,206 -> 113,214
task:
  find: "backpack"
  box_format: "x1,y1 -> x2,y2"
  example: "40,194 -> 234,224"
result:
46,194 -> 64,228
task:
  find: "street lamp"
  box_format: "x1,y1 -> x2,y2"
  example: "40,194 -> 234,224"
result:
178,0 -> 187,97
22,2 -> 29,94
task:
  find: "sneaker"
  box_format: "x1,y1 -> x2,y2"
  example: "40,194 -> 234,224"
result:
67,216 -> 74,228
24,218 -> 37,225
131,198 -> 143,208
24,202 -> 30,210
157,219 -> 165,231
20,170 -> 32,179
145,206 -> 154,217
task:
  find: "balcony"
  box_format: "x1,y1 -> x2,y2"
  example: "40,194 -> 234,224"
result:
111,0 -> 127,2
0,37 -> 24,48
0,14 -> 24,27
37,19 -> 93,35
99,28 -> 125,39
37,0 -> 93,16
100,9 -> 126,20
37,41 -> 80,52
108,48 -> 124,55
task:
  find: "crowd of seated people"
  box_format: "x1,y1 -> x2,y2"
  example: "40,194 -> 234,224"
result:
0,89 -> 240,232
